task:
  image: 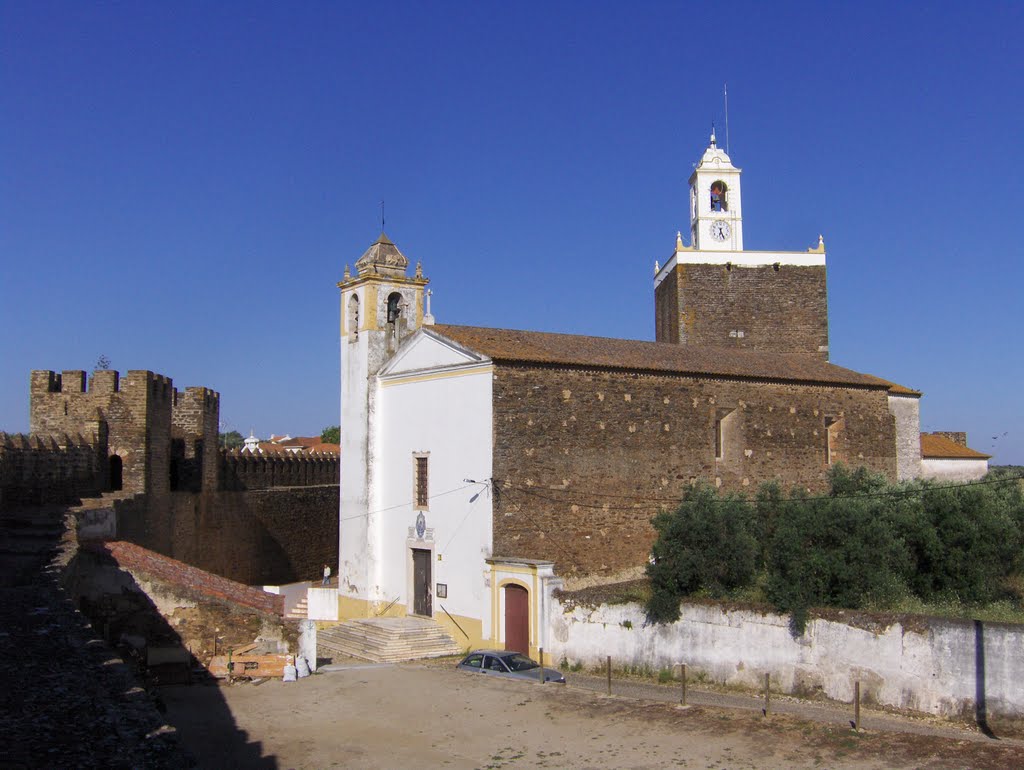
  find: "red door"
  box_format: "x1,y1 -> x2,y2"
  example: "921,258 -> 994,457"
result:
504,584 -> 529,654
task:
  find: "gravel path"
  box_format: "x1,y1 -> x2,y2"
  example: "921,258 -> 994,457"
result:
567,671 -> 1023,745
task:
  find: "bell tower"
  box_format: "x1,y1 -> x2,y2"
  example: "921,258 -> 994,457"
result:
338,233 -> 430,615
655,136 -> 829,359
689,129 -> 743,252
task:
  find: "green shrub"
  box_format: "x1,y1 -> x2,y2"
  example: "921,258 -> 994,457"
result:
645,484 -> 758,623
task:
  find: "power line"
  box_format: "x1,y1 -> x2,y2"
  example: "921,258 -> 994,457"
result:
339,483 -> 475,522
494,472 -> 1024,512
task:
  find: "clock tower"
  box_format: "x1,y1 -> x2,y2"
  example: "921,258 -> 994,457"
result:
689,129 -> 743,251
654,134 -> 830,359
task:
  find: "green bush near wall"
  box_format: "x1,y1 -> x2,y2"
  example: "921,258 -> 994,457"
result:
645,465 -> 1024,633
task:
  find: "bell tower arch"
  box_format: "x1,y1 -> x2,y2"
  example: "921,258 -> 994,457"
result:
689,129 -> 743,252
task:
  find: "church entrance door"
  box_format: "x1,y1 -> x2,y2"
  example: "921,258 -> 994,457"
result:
504,584 -> 529,655
412,548 -> 432,617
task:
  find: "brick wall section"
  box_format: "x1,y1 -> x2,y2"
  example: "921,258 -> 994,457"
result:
81,540 -> 285,615
931,431 -> 968,447
220,451 -> 339,490
114,486 -> 339,586
654,269 -> 680,344
0,432 -> 105,509
171,387 -> 221,492
30,369 -> 175,496
658,263 -> 829,359
491,363 -> 896,577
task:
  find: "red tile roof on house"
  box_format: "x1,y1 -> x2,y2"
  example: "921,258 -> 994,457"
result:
430,324 -> 917,392
920,433 -> 991,460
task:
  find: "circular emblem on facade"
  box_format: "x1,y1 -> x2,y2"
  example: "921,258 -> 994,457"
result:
415,512 -> 426,539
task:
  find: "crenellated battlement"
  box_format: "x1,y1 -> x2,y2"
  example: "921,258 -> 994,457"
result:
0,430 -> 105,507
220,448 -> 340,491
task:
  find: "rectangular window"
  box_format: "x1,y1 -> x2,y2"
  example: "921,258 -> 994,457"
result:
414,454 -> 429,510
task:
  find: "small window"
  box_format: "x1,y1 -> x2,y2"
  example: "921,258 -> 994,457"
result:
714,408 -> 735,461
485,655 -> 508,672
710,181 -> 728,212
463,654 -> 483,669
414,454 -> 429,510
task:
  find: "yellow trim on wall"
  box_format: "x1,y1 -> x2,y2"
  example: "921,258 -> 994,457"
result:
381,365 -> 494,388
364,284 -> 378,330
435,612 -> 484,653
337,594 -> 374,620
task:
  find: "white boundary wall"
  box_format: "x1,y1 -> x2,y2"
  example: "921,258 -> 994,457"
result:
548,598 -> 1024,721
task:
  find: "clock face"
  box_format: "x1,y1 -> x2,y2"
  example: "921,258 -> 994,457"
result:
710,220 -> 731,242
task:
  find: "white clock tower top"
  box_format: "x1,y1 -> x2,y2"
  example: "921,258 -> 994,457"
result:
688,129 -> 743,251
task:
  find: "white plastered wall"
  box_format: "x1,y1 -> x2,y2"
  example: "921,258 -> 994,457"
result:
887,393 -> 923,481
921,457 -> 989,482
375,337 -> 494,635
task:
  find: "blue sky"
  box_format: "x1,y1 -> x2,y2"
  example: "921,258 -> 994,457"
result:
2,1 -> 1022,463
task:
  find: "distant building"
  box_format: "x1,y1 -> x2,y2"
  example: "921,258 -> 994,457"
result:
920,432 -> 990,482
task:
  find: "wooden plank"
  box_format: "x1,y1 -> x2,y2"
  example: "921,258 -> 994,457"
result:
207,654 -> 294,679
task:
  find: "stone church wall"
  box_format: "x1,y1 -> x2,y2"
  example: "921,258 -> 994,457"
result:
659,263 -> 829,358
491,363 -> 896,577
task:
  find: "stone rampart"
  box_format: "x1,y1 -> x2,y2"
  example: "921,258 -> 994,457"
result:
0,431 -> 104,509
220,449 -> 339,490
111,486 -> 339,586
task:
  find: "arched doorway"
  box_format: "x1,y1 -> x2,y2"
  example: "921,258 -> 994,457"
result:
503,584 -> 529,655
109,455 -> 123,491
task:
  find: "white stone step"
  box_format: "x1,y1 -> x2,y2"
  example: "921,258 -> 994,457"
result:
285,598 -> 309,619
317,617 -> 463,662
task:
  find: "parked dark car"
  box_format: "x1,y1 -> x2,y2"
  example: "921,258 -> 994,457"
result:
456,649 -> 566,684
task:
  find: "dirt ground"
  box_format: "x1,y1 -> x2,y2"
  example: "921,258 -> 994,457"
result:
160,663 -> 1024,769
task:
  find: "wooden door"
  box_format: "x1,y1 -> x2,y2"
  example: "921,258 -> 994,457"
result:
504,584 -> 529,654
412,548 -> 431,616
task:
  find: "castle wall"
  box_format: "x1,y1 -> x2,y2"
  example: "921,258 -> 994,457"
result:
112,487 -> 339,586
220,451 -> 339,490
658,263 -> 829,358
171,387 -> 220,492
29,369 -> 175,496
0,432 -> 104,509
490,363 -> 897,577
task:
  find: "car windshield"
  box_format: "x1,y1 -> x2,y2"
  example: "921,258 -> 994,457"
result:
502,654 -> 538,672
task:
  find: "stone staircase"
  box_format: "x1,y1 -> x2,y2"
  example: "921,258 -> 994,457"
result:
317,617 -> 463,663
285,597 -> 308,620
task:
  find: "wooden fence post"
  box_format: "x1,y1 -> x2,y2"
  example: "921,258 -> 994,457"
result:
539,647 -> 544,685
680,663 -> 687,705
607,655 -> 612,695
763,673 -> 771,716
854,680 -> 861,730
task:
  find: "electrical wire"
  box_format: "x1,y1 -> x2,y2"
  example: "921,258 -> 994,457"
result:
493,472 -> 1024,511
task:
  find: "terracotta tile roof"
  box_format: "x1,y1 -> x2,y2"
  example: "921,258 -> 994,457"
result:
921,433 -> 991,460
430,324 -> 912,391
858,374 -> 921,396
